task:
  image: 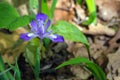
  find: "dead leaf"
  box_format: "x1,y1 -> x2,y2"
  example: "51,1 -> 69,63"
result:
0,28 -> 27,63
96,0 -> 120,21
71,21 -> 115,36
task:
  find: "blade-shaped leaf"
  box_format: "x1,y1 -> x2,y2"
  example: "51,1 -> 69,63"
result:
42,0 -> 51,18
52,21 -> 89,46
86,63 -> 106,80
56,57 -> 91,69
83,12 -> 96,25
83,0 -> 97,25
29,0 -> 39,14
24,38 -> 40,66
56,57 -> 106,80
8,61 -> 21,80
50,0 -> 58,19
0,54 -> 14,80
13,62 -> 21,80
0,2 -> 19,28
0,54 -> 9,80
76,0 -> 82,4
24,38 -> 41,79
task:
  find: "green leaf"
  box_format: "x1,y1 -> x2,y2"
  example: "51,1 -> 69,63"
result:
42,0 -> 51,18
8,15 -> 35,30
29,0 -> 39,14
42,0 -> 57,19
56,57 -> 91,69
0,54 -> 9,80
52,21 -> 89,46
13,62 -> 21,80
50,0 -> 58,19
8,61 -> 21,80
0,54 -> 14,80
56,57 -> 107,80
24,38 -> 41,80
76,0 -> 82,4
29,0 -> 39,10
43,38 -> 51,48
34,47 -> 40,80
0,54 -> 6,73
0,2 -> 19,28
83,12 -> 96,25
86,63 -> 106,80
83,0 -> 97,25
24,38 -> 40,66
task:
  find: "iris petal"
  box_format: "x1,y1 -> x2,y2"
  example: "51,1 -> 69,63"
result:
20,13 -> 64,43
46,34 -> 64,42
45,19 -> 51,31
37,21 -> 45,35
20,33 -> 37,41
36,13 -> 48,22
30,20 -> 37,32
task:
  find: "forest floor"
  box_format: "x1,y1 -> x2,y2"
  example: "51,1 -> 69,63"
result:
0,0 -> 120,80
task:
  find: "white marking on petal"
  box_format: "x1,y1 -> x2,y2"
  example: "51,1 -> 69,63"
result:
27,33 -> 35,37
49,34 -> 57,39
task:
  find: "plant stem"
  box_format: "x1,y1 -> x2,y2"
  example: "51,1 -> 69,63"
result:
39,0 -> 42,13
88,49 -> 92,60
85,45 -> 92,60
34,40 -> 42,80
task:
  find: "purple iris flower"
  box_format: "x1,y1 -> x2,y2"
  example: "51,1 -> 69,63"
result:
20,13 -> 64,42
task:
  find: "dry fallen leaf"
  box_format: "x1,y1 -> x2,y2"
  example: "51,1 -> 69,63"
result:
71,21 -> 115,36
70,65 -> 91,80
96,0 -> 120,21
107,27 -> 120,53
107,47 -> 120,80
86,23 -> 115,36
0,28 -> 27,63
